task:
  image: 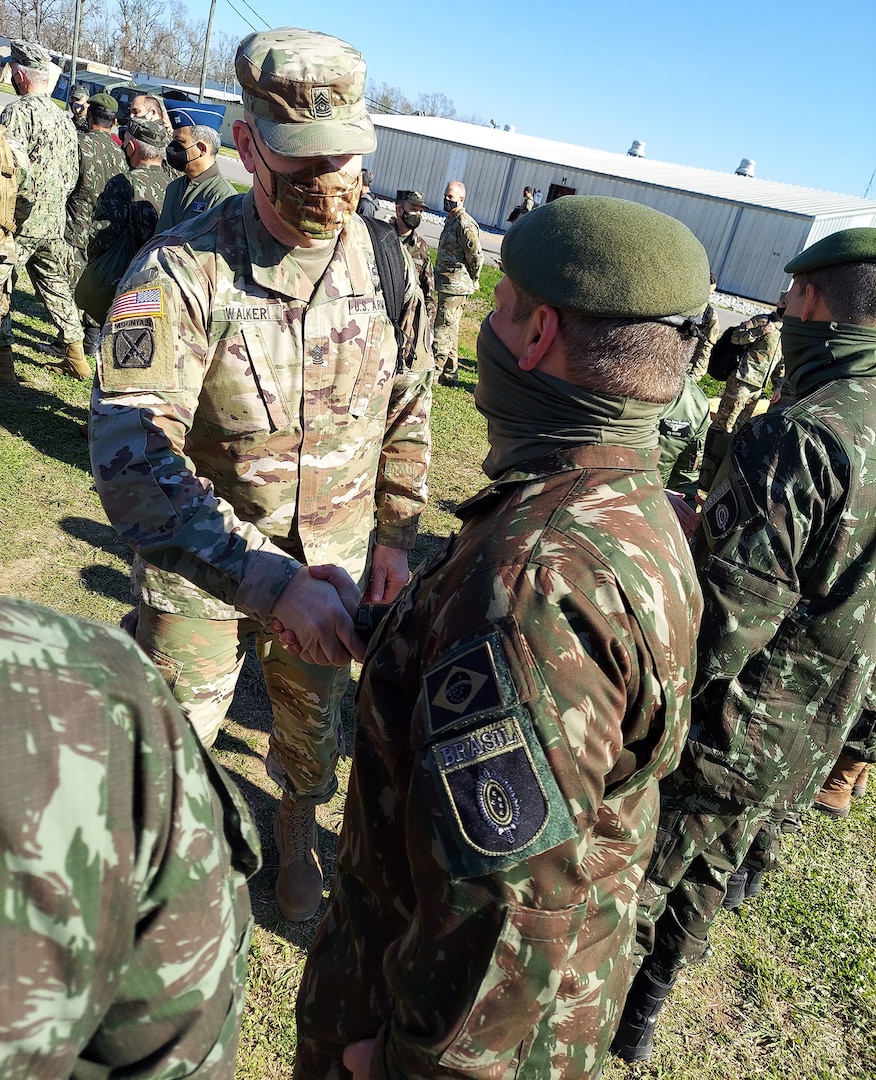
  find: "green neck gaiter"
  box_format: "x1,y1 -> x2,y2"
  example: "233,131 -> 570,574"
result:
782,317 -> 876,400
475,317 -> 665,479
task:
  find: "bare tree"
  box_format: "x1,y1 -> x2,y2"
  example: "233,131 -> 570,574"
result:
366,80 -> 413,115
414,92 -> 456,119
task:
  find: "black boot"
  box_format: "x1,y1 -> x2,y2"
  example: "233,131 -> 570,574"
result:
744,869 -> 764,898
611,966 -> 677,1063
723,868 -> 748,910
83,323 -> 101,356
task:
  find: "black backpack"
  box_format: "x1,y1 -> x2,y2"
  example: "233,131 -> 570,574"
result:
361,215 -> 413,373
707,324 -> 745,382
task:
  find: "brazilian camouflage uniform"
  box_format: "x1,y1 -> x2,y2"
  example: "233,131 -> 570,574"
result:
657,374 -> 710,506
399,224 -> 436,324
90,191 -> 432,801
0,128 -> 33,324
89,164 -> 173,260
0,92 -> 81,347
433,207 -> 483,380
0,595 -> 260,1078
687,301 -> 721,381
295,442 -> 701,1080
65,128 -> 126,276
711,312 -> 783,432
637,333 -> 876,977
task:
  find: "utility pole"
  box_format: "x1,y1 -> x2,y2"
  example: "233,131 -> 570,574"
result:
68,0 -> 83,104
198,0 -> 217,103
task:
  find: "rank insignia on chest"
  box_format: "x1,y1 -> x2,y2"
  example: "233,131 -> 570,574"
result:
191,200 -> 208,214
423,635 -> 515,738
703,477 -> 739,539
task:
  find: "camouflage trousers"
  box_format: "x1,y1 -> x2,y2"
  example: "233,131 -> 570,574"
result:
0,234 -> 82,347
136,602 -> 349,803
634,772 -> 770,980
433,292 -> 468,377
711,373 -> 762,433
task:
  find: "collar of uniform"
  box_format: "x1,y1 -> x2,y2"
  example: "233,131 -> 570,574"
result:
189,161 -> 222,186
242,192 -> 372,302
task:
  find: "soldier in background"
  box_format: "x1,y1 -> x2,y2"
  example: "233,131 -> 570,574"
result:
294,195 -> 706,1080
614,228 -> 876,1065
128,92 -> 171,131
433,179 -> 482,385
687,272 -> 720,380
90,28 -> 431,926
356,167 -> 378,218
0,40 -> 86,379
63,93 -> 126,356
391,188 -> 436,324
68,81 -> 90,132
155,104 -> 236,232
0,126 -> 32,384
0,594 -> 260,1077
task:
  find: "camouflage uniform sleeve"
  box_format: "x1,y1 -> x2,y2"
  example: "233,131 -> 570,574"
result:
368,563 -> 680,1077
0,597 -> 260,1078
666,393 -> 710,506
375,246 -> 433,549
735,325 -> 780,388
89,172 -> 132,259
3,133 -> 33,230
460,216 -> 483,285
90,241 -> 304,622
421,245 -> 437,324
694,413 -> 846,693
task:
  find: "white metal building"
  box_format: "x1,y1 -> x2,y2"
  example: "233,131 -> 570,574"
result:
365,115 -> 876,303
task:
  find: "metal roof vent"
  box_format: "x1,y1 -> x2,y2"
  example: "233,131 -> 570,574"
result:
627,140 -> 646,158
503,124 -> 516,133
736,158 -> 756,177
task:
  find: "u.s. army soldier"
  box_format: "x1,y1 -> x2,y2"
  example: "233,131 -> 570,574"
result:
89,27 -> 432,924
294,195 -> 707,1080
0,595 -> 260,1077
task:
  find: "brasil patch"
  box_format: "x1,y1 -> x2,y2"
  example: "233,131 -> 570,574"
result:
111,286 -> 164,321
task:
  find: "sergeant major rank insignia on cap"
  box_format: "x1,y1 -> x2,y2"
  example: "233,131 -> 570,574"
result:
311,87 -> 332,119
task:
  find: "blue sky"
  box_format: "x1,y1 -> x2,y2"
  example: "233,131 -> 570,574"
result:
208,0 -> 875,198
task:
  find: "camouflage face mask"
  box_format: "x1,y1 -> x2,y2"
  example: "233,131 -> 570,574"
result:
251,136 -> 361,239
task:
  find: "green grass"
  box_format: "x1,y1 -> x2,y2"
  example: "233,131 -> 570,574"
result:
1,268 -> 874,1080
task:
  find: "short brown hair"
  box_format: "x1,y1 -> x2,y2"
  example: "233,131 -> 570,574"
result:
794,263 -> 876,325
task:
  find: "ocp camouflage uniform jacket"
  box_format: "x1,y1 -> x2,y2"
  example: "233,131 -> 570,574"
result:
0,93 -> 77,239
89,165 -> 173,260
90,192 -> 432,622
687,301 -> 721,381
296,444 -> 700,1080
730,312 -> 784,390
65,128 -> 126,255
0,595 -> 261,1078
400,225 -> 436,323
687,361 -> 876,811
435,207 -> 483,294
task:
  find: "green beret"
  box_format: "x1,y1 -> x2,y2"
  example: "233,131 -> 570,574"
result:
501,195 -> 710,319
126,116 -> 171,147
784,228 -> 876,274
88,93 -> 118,114
9,39 -> 51,71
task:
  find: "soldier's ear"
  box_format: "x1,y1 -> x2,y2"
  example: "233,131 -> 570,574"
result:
232,120 -> 256,174
517,304 -> 560,372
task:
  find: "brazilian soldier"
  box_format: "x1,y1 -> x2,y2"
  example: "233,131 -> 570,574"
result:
294,196 -> 706,1080
89,117 -> 173,261
658,372 -> 710,537
687,272 -> 720,380
0,594 -> 261,1078
68,81 -> 90,132
63,93 -> 126,356
90,28 -> 432,925
0,40 -> 86,379
613,228 -> 876,1064
155,104 -> 236,232
433,179 -> 482,385
0,126 -> 32,384
392,188 -> 436,324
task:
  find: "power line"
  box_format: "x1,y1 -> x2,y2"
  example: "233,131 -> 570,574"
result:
228,0 -> 271,29
221,0 -> 262,33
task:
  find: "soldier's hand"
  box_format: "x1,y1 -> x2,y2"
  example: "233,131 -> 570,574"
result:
269,566 -> 365,665
343,1039 -> 376,1080
366,543 -> 411,604
666,491 -> 700,540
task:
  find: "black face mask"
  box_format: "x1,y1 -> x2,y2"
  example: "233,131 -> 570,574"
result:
401,210 -> 421,230
11,73 -> 23,97
444,197 -> 458,213
165,140 -> 193,171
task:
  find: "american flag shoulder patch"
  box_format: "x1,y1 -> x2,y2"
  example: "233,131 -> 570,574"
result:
110,286 -> 164,321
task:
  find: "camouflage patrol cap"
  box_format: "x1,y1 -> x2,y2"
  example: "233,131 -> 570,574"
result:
397,189 -> 428,208
89,92 -> 118,114
235,27 -> 376,158
784,227 -> 876,274
70,82 -> 90,102
501,195 -> 710,319
127,116 -> 171,147
8,39 -> 51,71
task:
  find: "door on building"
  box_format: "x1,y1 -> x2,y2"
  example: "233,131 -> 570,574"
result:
546,184 -> 576,202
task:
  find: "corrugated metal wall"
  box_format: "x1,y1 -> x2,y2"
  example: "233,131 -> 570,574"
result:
365,129 -> 873,302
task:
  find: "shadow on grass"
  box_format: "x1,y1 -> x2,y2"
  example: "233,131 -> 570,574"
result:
0,381 -> 89,468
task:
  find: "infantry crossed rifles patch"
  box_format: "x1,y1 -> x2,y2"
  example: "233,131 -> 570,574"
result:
421,634 -> 577,878
109,287 -> 164,369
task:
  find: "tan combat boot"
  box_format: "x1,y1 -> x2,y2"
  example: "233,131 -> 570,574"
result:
273,792 -> 323,922
0,345 -> 15,384
853,763 -> 870,798
45,340 -> 91,380
813,754 -> 870,818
